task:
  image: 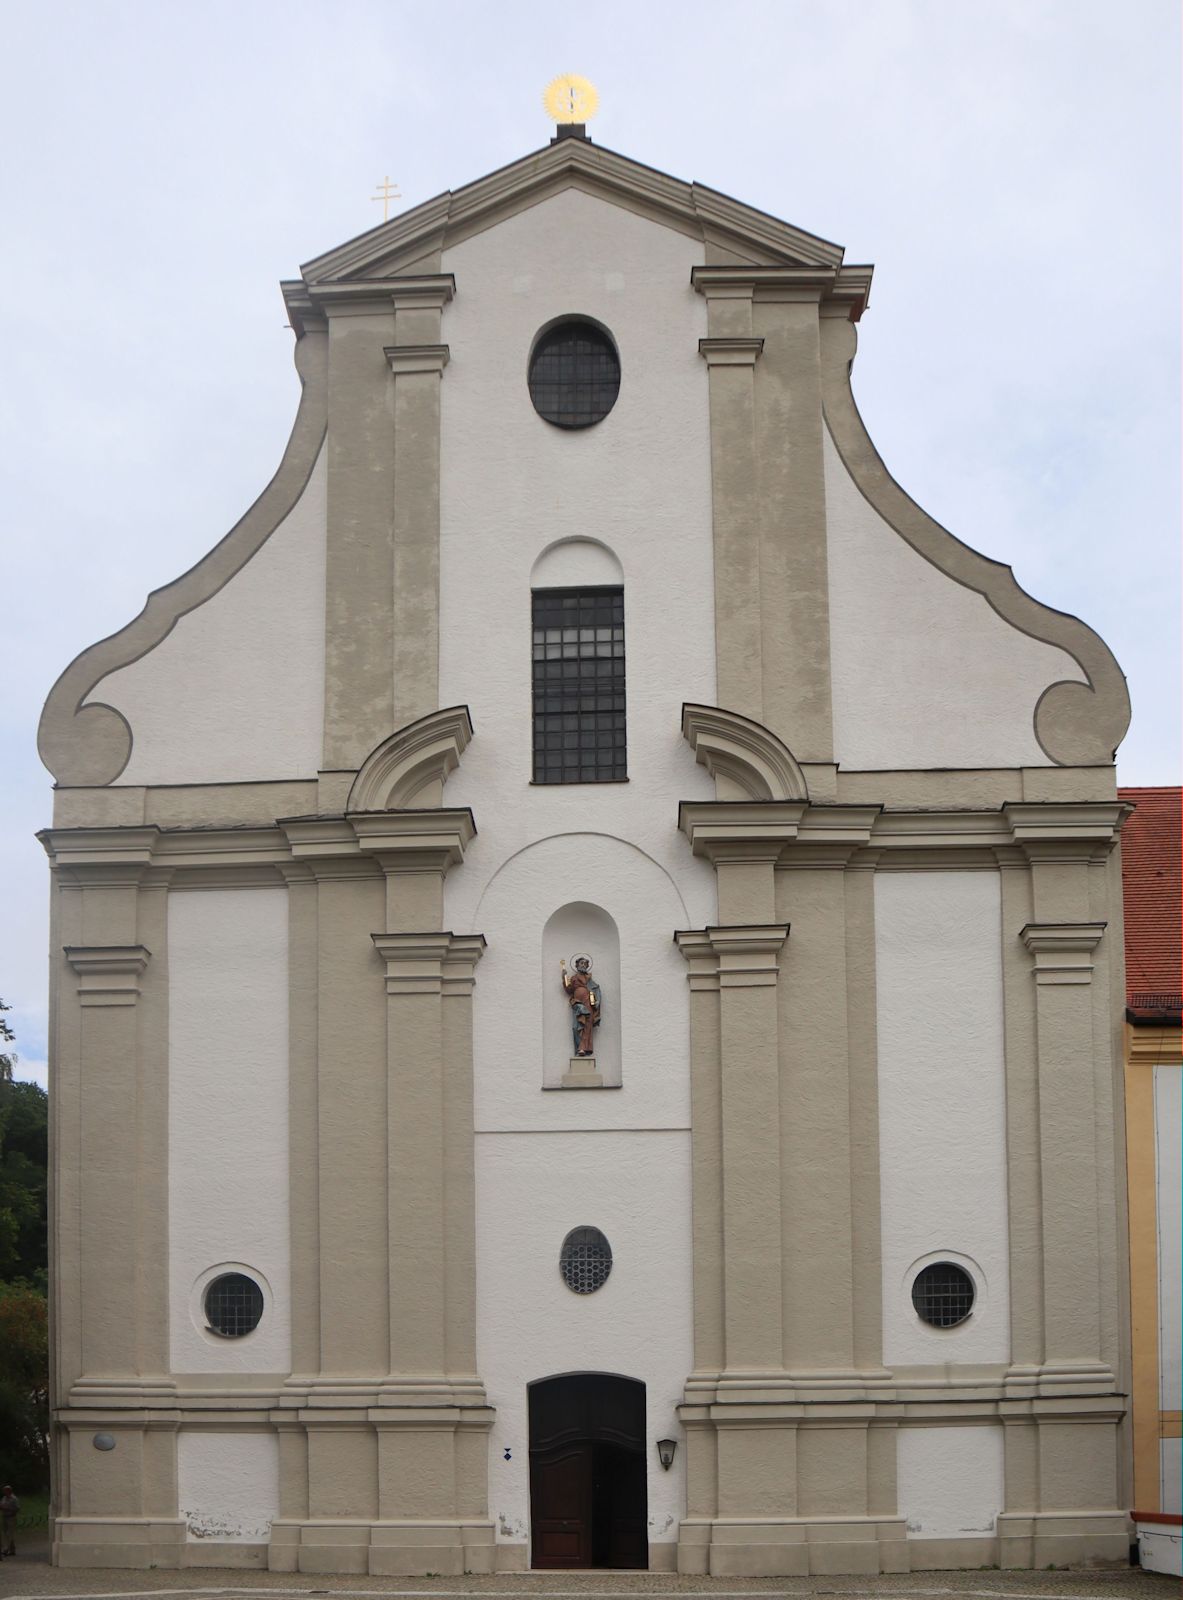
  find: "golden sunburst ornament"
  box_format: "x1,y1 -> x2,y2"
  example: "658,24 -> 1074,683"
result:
543,74 -> 599,125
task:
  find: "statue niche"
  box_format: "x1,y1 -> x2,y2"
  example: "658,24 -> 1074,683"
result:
542,904 -> 621,1090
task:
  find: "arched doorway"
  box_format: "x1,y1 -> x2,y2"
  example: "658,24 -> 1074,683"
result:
528,1372 -> 647,1569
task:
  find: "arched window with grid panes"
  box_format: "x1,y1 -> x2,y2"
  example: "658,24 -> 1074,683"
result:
531,586 -> 626,783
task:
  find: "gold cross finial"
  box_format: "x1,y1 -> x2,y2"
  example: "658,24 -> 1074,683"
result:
371,175 -> 402,222
543,74 -> 599,125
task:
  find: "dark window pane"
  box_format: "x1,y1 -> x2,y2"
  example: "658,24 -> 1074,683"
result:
532,586 -> 626,784
205,1273 -> 264,1338
911,1263 -> 975,1328
528,322 -> 621,429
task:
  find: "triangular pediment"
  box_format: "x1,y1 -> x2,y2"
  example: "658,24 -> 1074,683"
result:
299,136 -> 846,287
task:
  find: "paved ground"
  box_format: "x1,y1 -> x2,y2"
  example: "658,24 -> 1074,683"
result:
0,1544 -> 1174,1600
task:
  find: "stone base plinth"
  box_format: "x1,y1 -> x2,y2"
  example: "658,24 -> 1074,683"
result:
561,1055 -> 604,1088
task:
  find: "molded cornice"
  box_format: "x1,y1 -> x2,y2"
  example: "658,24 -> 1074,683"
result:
682,704 -> 809,802
384,344 -> 450,376
348,707 -> 473,811
698,338 -> 764,368
674,925 -> 790,990
64,945 -> 151,1007
819,316 -> 1131,767
297,138 -> 846,289
1021,922 -> 1107,986
372,931 -> 486,996
38,332 -> 330,787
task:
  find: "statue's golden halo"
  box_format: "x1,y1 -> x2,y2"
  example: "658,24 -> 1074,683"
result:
543,74 -> 599,124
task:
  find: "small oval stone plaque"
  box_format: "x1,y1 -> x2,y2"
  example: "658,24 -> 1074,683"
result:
92,1432 -> 116,1451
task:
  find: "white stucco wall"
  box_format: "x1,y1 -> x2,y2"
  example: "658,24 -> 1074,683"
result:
875,871 -> 1010,1366
439,187 -> 717,936
168,887 -> 291,1373
475,1129 -> 692,1551
90,446 -> 327,785
897,1425 -> 1004,1539
440,199 -> 711,1558
823,429 -> 1086,770
177,1430 -> 279,1542
1156,1065 -> 1182,1415
469,834 -> 696,1134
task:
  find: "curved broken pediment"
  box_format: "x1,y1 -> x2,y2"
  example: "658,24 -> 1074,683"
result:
348,706 -> 474,812
682,704 -> 809,802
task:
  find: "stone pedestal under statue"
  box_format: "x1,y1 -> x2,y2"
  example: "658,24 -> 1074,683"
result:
561,1056 -> 604,1088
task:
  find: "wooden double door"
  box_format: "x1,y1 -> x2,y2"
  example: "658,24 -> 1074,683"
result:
528,1373 -> 648,1569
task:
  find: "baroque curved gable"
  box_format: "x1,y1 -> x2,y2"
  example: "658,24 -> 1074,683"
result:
819,318 -> 1130,767
38,333 -> 329,786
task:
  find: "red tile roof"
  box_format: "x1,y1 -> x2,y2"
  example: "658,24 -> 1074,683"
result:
1118,786 -> 1182,1020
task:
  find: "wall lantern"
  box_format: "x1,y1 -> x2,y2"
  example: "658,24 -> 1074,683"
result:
656,1437 -> 677,1471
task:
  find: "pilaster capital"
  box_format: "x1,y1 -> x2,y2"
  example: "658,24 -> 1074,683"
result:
39,826 -> 160,883
691,263 -> 871,321
698,337 -> 764,367
675,924 -> 789,989
679,800 -> 806,865
384,343 -> 450,376
303,274 -> 454,320
281,808 -> 476,877
372,931 -> 486,995
387,274 -> 456,312
679,799 -> 880,869
781,806 -> 880,867
1020,922 -> 1107,985
64,944 -> 151,1007
1004,802 -> 1130,862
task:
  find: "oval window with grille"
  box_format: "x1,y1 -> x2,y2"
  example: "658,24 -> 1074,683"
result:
528,320 -> 620,429
911,1261 -> 975,1328
204,1272 -> 265,1337
559,1226 -> 613,1294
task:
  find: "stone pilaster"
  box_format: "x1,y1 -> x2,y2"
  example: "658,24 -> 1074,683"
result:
693,267 -> 836,760
39,828 -> 183,1568
320,275 -> 453,768
275,805 -> 493,1576
994,803 -> 1129,1568
695,273 -> 764,721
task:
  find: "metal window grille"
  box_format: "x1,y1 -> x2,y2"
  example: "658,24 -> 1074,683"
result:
528,321 -> 620,428
911,1262 -> 975,1328
532,586 -> 626,784
560,1226 -> 613,1295
204,1272 -> 265,1338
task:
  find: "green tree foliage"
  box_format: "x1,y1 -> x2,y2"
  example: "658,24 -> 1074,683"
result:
0,998 -> 14,1083
0,1077 -> 47,1287
0,1002 -> 50,1490
0,1285 -> 49,1488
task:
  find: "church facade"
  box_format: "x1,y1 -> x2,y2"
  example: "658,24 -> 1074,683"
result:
39,130 -> 1135,1575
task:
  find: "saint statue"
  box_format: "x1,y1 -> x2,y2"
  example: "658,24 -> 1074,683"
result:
560,954 -> 602,1057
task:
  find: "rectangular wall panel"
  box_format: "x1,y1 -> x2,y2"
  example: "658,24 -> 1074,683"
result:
168,887 -> 291,1372
897,1424 -> 1003,1539
177,1430 -> 279,1541
875,871 -> 1010,1365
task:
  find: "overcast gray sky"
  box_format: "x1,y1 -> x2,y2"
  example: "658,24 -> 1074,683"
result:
2,0 -> 1179,1089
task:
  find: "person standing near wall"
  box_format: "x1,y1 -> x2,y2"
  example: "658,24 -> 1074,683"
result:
0,1485 -> 19,1556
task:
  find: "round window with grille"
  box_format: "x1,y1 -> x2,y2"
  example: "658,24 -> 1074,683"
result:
204,1272 -> 265,1337
911,1261 -> 975,1328
559,1226 -> 613,1294
528,320 -> 620,429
